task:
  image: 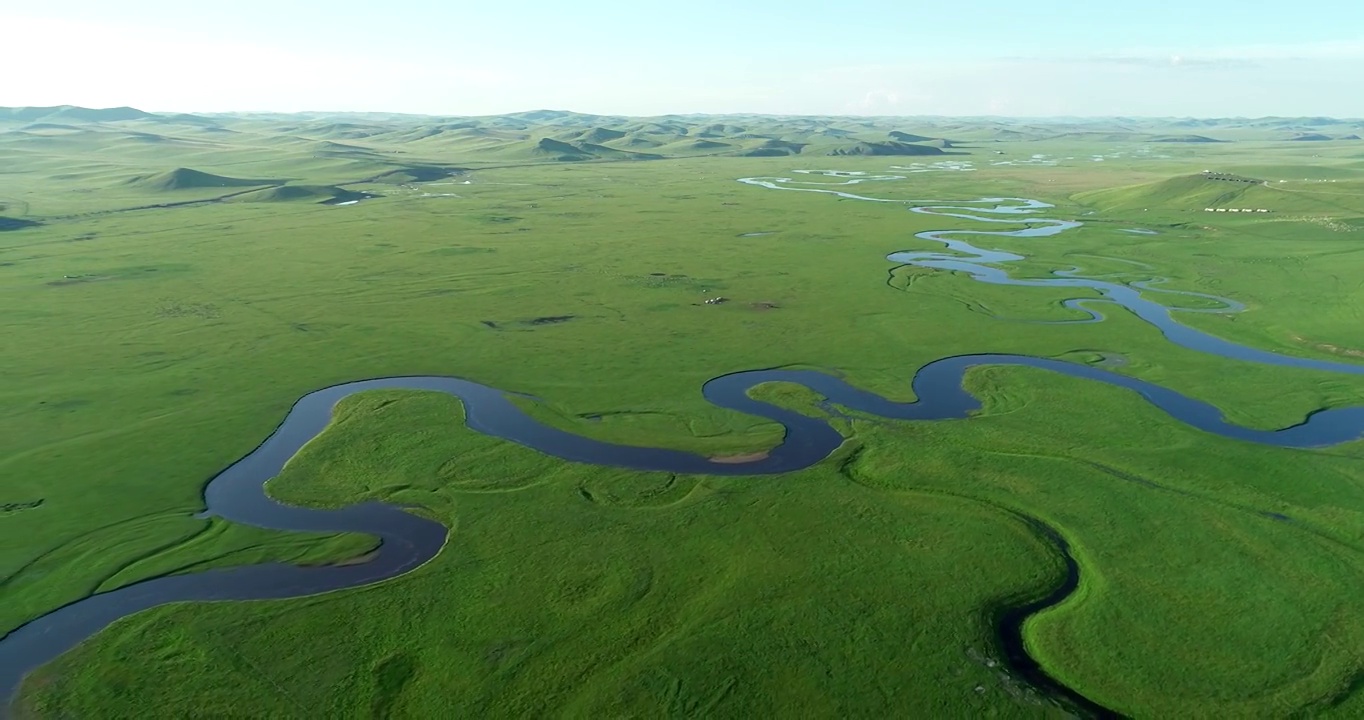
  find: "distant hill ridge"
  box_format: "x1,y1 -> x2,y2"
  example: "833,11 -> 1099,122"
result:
825,140 -> 945,157
5,106 -> 1363,128
123,168 -> 278,191
4,106 -> 1364,171
226,185 -> 367,204
1,106 -> 154,123
1150,134 -> 1226,143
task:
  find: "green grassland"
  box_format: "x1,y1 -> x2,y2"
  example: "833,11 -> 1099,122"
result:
4,107 -> 1364,716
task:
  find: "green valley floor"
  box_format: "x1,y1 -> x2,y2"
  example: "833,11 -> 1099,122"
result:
4,110 -> 1364,717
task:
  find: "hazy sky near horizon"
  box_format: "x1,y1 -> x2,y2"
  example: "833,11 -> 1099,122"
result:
4,0 -> 1363,117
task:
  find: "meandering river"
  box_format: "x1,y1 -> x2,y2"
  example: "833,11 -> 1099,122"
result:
4,172 -> 1363,716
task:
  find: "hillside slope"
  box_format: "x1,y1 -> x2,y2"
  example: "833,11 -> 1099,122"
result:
122,168 -> 278,192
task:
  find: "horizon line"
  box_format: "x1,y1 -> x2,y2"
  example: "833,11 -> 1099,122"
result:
3,104 -> 1363,123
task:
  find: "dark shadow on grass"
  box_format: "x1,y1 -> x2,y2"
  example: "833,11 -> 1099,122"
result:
0,217 -> 40,232
370,653 -> 418,718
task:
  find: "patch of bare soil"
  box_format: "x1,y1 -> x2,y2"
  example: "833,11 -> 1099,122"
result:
1291,334 -> 1364,359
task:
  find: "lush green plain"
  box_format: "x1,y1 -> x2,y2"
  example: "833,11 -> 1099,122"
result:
4,109 -> 1364,717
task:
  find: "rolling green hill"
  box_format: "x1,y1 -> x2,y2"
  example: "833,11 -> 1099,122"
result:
18,123 -> 84,133
739,139 -> 807,156
121,168 -> 279,192
1075,172 -> 1364,217
1150,134 -> 1227,143
224,185 -> 368,204
655,138 -> 732,155
367,166 -> 463,184
824,140 -> 946,156
1075,173 -> 1268,212
481,137 -> 665,162
569,127 -> 628,144
608,132 -> 667,148
0,105 -> 153,123
532,137 -> 597,161
573,141 -> 662,160
888,130 -> 934,142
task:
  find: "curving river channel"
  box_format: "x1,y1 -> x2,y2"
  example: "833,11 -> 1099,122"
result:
6,171 -> 1364,715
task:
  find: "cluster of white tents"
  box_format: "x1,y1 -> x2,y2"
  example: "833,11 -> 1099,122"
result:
1204,208 -> 1272,213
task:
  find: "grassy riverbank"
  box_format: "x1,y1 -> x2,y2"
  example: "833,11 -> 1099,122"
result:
5,112 -> 1364,715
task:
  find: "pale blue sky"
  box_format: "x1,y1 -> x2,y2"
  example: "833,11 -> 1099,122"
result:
4,0 -> 1362,117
